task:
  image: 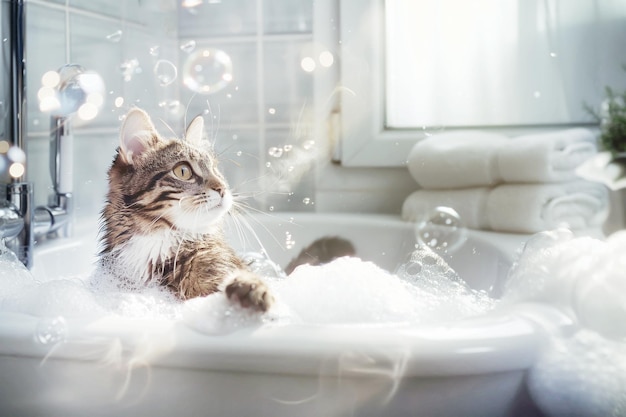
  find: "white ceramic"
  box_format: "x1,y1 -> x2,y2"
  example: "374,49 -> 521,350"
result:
0,213 -> 558,417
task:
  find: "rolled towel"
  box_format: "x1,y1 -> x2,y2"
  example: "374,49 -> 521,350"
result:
487,181 -> 609,233
497,128 -> 597,183
407,131 -> 508,189
402,181 -> 608,234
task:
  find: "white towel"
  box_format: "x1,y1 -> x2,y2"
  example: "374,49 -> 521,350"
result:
407,131 -> 507,189
401,187 -> 490,229
486,181 -> 608,233
402,181 -> 608,234
497,128 -> 598,183
407,129 -> 597,189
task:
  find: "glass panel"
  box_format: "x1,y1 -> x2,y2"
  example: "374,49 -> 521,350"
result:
385,0 -> 626,128
263,40 -> 314,124
178,0 -> 257,38
263,0 -> 313,34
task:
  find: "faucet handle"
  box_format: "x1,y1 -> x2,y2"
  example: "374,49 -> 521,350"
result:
0,200 -> 24,240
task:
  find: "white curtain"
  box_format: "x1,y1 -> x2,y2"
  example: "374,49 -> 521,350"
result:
386,0 -> 626,128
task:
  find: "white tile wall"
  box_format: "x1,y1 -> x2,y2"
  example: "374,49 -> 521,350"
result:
22,0 -> 413,223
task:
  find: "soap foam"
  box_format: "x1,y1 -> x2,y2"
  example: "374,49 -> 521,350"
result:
502,229 -> 626,417
528,330 -> 626,417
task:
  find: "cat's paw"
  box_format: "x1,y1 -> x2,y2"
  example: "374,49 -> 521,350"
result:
225,273 -> 274,312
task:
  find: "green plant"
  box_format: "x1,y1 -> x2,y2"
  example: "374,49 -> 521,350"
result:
586,80 -> 626,157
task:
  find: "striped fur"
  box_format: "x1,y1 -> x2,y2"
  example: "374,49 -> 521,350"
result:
99,108 -> 273,311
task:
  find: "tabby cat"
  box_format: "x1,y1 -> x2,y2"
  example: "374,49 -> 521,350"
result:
99,107 -> 273,312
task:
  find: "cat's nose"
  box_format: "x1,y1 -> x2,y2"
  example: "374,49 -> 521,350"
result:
212,186 -> 224,197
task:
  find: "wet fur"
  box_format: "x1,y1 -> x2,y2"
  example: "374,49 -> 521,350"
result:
99,108 -> 273,311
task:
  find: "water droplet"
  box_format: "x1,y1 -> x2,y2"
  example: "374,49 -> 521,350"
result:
269,206 -> 274,211
236,150 -> 242,156
105,30 -> 122,43
120,58 -> 140,82
180,40 -> 196,54
415,207 -> 467,255
183,48 -> 233,95
153,59 -> 178,87
268,147 -> 283,158
265,162 -> 272,168
36,316 -> 67,345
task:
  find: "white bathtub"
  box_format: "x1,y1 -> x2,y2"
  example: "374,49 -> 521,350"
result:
0,212 -> 558,417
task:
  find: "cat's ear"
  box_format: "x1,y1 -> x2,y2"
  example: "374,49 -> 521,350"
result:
119,108 -> 159,164
185,115 -> 205,145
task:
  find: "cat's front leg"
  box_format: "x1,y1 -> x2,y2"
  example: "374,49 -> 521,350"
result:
225,270 -> 274,312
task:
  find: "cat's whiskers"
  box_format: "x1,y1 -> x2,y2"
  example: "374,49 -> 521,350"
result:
229,200 -> 287,253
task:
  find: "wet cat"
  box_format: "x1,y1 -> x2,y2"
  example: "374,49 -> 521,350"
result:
99,107 -> 273,312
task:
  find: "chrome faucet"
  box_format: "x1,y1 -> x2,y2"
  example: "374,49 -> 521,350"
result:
1,1 -> 77,267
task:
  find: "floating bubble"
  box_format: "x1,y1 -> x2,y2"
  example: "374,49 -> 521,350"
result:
180,40 -> 196,53
153,59 -> 178,87
415,206 -> 467,255
120,58 -> 140,82
183,48 -> 233,94
36,316 -> 67,345
149,45 -> 160,57
302,197 -> 311,205
302,140 -> 315,150
283,144 -> 293,152
268,147 -> 283,158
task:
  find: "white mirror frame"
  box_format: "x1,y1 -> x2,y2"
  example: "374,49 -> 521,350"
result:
339,0 -> 419,167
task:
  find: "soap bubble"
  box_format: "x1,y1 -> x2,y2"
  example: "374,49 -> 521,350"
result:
415,206 -> 467,255
153,59 -> 178,86
396,246 -> 460,285
182,48 -> 233,94
241,252 -> 286,279
268,147 -> 283,158
36,316 -> 67,345
180,40 -> 196,54
37,64 -> 105,120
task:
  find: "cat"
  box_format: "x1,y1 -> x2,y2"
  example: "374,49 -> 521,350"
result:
98,107 -> 273,312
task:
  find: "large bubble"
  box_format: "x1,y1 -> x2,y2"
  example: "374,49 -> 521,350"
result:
415,206 -> 467,254
182,48 -> 233,94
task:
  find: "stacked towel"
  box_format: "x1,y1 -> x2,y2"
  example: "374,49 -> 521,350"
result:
402,181 -> 609,234
408,128 -> 597,189
402,129 -> 608,233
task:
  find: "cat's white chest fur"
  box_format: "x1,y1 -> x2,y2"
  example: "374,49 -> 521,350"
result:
111,229 -> 181,284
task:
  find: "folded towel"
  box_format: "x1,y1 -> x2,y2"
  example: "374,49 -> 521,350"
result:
402,181 -> 608,233
497,128 -> 598,183
401,187 -> 490,229
407,129 -> 597,189
407,131 -> 508,189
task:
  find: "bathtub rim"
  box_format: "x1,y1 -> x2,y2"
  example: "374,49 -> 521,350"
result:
8,211 -> 552,379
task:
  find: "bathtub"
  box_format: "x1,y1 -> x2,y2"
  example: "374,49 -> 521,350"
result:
0,212 -> 557,417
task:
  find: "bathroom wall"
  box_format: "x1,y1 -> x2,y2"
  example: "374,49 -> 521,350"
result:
23,0 -> 415,223
26,0 -> 179,219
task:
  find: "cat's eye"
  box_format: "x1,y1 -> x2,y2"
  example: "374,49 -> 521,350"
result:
172,162 -> 193,180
